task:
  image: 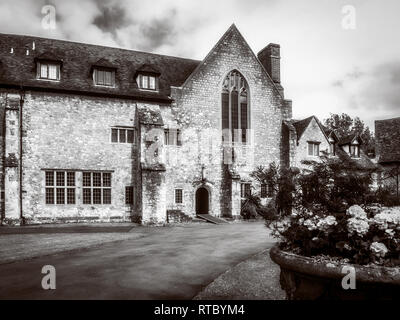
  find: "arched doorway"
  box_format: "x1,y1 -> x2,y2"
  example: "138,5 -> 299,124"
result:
196,187 -> 209,215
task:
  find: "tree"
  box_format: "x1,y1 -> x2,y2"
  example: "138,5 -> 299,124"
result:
324,113 -> 375,157
250,162 -> 297,217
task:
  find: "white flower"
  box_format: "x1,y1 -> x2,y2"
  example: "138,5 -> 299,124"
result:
373,208 -> 400,231
347,217 -> 369,236
303,219 -> 317,231
346,205 -> 368,220
316,215 -> 338,232
370,242 -> 388,258
385,229 -> 395,238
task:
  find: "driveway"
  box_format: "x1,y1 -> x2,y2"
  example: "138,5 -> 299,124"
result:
0,221 -> 276,299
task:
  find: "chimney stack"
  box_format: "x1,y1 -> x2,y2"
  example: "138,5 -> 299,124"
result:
258,43 -> 284,96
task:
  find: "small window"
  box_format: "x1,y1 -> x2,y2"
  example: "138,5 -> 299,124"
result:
175,189 -> 183,204
308,142 -> 320,157
350,145 -> 360,158
111,127 -> 135,144
125,186 -> 134,205
240,183 -> 251,198
45,170 -> 76,204
94,68 -> 115,87
165,129 -> 182,146
137,74 -> 157,90
38,62 -> 60,80
329,143 -> 336,156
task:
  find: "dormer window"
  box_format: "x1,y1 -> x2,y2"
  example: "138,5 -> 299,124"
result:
328,138 -> 336,156
37,62 -> 60,81
93,68 -> 115,87
350,144 -> 360,158
137,74 -> 157,90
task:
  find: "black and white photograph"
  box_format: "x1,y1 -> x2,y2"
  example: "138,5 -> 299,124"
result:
0,0 -> 399,309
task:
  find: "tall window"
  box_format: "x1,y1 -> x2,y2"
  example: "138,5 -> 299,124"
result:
125,186 -> 134,205
240,183 -> 251,198
83,172 -> 112,205
308,142 -> 320,157
45,171 -> 76,204
222,71 -> 249,143
94,68 -> 115,87
38,62 -> 60,80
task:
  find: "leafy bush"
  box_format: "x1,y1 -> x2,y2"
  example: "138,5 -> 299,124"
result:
252,156 -> 400,266
240,194 -> 260,220
256,199 -> 277,220
275,205 -> 400,266
374,187 -> 400,207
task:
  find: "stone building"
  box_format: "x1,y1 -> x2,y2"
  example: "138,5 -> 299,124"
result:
0,24 -> 295,225
283,115 -> 376,172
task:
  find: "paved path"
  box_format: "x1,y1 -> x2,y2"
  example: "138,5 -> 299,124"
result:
0,222 -> 276,299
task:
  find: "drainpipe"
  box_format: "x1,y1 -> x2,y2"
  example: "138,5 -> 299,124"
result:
19,88 -> 24,225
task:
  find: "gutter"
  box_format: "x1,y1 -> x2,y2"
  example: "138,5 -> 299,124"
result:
0,83 -> 174,104
19,88 -> 24,225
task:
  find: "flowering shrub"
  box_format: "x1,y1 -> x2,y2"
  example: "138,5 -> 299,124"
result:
271,205 -> 400,266
260,156 -> 400,266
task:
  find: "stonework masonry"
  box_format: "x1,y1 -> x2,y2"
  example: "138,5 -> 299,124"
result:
0,24 -> 299,225
292,117 -> 330,169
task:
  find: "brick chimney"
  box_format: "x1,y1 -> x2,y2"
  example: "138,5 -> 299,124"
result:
258,43 -> 284,96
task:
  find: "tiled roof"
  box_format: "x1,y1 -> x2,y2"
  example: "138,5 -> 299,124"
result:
292,116 -> 328,142
0,33 -> 200,102
375,117 -> 400,163
336,147 -> 377,170
292,116 -> 314,140
337,133 -> 361,146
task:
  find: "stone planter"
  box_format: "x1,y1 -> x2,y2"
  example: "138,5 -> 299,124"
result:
270,245 -> 400,300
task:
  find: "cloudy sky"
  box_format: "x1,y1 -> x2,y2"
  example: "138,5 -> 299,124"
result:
0,0 -> 399,130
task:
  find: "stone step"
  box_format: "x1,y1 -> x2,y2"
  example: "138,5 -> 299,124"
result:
196,214 -> 229,224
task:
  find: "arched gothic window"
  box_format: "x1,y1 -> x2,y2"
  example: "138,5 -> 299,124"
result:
221,71 -> 249,143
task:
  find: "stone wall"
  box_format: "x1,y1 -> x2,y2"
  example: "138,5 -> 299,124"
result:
166,26 -> 289,217
0,26 -> 294,224
19,91 -> 140,223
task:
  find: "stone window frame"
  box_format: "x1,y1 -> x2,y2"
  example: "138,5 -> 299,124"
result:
82,171 -> 112,205
174,188 -> 183,204
111,126 -> 136,144
307,141 -> 321,157
221,70 -> 251,145
45,170 -> 76,205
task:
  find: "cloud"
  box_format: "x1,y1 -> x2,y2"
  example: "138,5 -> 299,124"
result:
92,1 -> 131,36
330,61 -> 400,127
0,0 -> 400,129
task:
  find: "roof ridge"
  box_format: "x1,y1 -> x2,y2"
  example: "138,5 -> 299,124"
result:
0,32 -> 201,63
